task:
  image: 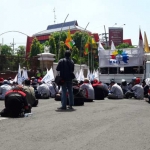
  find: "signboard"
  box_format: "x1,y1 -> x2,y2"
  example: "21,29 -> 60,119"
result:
109,27 -> 123,46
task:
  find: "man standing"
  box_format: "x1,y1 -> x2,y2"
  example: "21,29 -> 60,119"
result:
56,50 -> 74,110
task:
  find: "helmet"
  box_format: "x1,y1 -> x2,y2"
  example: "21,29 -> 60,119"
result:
135,78 -> 140,84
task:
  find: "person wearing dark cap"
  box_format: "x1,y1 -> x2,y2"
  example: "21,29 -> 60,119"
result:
56,50 -> 74,110
128,77 -> 137,91
107,79 -> 123,99
0,80 -> 12,100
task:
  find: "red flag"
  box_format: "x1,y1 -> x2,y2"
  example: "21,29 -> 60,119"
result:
138,28 -> 143,48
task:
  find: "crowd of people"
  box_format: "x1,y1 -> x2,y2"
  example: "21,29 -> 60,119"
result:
0,73 -> 149,117
0,50 -> 149,117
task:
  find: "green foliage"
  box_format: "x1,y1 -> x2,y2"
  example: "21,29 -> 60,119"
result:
73,31 -> 89,51
15,45 -> 26,57
116,43 -> 135,49
29,38 -> 42,57
49,36 -> 56,54
1,45 -> 13,55
58,41 -> 66,60
71,46 -> 79,64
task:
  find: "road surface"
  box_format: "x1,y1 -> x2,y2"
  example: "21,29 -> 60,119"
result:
0,98 -> 150,150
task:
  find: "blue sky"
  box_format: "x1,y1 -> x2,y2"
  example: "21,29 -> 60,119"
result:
0,0 -> 149,48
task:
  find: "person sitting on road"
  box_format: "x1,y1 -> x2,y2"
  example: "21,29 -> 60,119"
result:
36,81 -> 50,99
22,79 -> 38,107
125,78 -> 144,100
0,80 -> 12,100
80,78 -> 95,102
47,81 -> 59,98
92,79 -> 108,100
107,79 -> 124,99
142,79 -> 149,98
128,77 -> 137,91
121,79 -> 129,94
0,88 -> 31,118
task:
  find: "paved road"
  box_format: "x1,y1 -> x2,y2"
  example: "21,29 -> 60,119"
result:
0,98 -> 150,150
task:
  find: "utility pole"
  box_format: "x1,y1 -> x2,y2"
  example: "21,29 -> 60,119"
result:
53,8 -> 56,24
104,25 -> 108,48
10,38 -> 16,54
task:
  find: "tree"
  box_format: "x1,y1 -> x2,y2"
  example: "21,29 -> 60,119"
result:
58,41 -> 66,60
49,35 -> 56,55
29,38 -> 42,57
15,46 -> 26,57
116,43 -> 135,49
71,46 -> 79,64
1,45 -> 13,55
51,31 -> 67,57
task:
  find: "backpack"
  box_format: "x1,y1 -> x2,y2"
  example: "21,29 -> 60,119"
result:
1,90 -> 29,117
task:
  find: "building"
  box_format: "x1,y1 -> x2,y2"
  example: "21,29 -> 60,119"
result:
26,20 -> 99,57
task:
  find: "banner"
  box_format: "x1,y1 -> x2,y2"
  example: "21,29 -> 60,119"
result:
99,48 -> 144,67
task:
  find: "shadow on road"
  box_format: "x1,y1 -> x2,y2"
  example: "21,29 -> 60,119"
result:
55,108 -> 76,112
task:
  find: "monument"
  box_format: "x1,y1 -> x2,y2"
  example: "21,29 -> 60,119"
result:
37,46 -> 55,70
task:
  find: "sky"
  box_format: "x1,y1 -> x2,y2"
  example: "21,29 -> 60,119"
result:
0,0 -> 150,48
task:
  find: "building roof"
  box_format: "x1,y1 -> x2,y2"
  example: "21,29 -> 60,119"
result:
47,20 -> 78,30
33,20 -> 91,37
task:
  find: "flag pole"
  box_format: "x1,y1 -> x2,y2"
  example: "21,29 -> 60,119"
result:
58,14 -> 69,60
91,43 -> 93,72
80,22 -> 90,69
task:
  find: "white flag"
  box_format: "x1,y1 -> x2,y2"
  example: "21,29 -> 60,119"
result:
90,72 -> 94,81
13,74 -> 18,82
75,71 -> 79,79
86,69 -> 91,79
111,40 -> 116,50
17,64 -> 22,85
94,69 -> 99,80
98,40 -> 105,51
41,67 -> 54,83
77,69 -> 85,81
22,69 -> 28,82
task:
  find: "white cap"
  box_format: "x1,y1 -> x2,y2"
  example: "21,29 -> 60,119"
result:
121,79 -> 126,82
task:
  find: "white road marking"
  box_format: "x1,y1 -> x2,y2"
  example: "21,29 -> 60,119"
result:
0,117 -> 8,121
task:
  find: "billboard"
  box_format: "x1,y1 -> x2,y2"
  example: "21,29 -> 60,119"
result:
109,27 -> 123,46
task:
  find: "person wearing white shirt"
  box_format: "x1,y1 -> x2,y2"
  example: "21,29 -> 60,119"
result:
0,80 -> 12,100
125,78 -> 144,99
37,82 -> 50,99
80,78 -> 95,101
108,79 -> 123,99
